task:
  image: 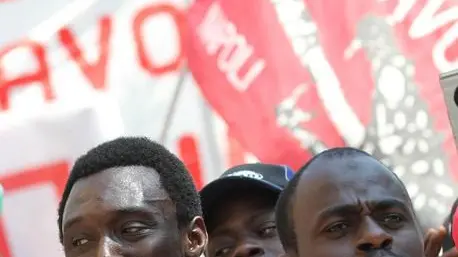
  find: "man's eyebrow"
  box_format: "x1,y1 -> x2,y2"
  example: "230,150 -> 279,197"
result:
316,198 -> 410,223
317,204 -> 362,223
112,206 -> 158,216
63,206 -> 162,232
369,198 -> 409,212
63,216 -> 84,232
248,209 -> 275,224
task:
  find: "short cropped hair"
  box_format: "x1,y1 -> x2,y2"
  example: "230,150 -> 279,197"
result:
275,147 -> 370,252
57,137 -> 202,243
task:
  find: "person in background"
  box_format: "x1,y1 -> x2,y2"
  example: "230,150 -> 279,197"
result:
435,198 -> 458,257
57,137 -> 208,257
275,147 -> 426,257
200,163 -> 294,257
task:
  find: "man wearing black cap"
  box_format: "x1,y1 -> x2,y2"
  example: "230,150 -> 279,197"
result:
200,163 -> 294,257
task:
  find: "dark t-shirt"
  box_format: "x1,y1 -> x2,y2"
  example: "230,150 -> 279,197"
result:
443,218 -> 454,251
443,198 -> 458,252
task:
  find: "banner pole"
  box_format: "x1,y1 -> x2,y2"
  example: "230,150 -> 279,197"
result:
159,65 -> 188,144
159,0 -> 191,144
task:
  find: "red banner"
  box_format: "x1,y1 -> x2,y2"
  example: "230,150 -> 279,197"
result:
187,0 -> 458,226
0,162 -> 69,257
187,0 -> 344,170
0,3 -> 186,112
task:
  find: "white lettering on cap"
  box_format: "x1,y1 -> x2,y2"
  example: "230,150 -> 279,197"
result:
226,170 -> 263,180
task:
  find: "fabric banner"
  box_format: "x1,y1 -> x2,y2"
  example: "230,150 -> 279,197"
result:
0,97 -> 123,257
187,0 -> 458,228
0,0 -> 239,256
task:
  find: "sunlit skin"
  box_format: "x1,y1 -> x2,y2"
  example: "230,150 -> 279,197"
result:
288,155 -> 424,257
206,190 -> 283,257
62,166 -> 207,257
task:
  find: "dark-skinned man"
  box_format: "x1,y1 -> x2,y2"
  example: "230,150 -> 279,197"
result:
57,137 -> 208,257
200,163 -> 294,257
275,147 -> 453,257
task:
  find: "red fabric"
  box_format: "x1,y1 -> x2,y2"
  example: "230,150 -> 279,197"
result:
187,0 -> 458,180
453,209 -> 458,248
186,0 -> 342,170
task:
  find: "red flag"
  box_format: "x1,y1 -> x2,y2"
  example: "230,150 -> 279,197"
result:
187,0 -> 343,170
187,0 -> 458,226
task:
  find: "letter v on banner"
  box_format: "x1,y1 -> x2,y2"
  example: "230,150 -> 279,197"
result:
58,16 -> 112,90
186,0 -> 341,169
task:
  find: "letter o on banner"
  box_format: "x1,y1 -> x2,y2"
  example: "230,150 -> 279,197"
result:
133,3 -> 187,75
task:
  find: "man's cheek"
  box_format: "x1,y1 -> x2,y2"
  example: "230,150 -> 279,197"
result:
265,237 -> 284,255
393,231 -> 424,256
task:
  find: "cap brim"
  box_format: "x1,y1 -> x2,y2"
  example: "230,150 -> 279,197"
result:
200,176 -> 282,220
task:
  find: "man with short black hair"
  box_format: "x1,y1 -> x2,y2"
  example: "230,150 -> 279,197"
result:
58,137 -> 208,257
200,163 -> 294,257
276,147 -> 424,257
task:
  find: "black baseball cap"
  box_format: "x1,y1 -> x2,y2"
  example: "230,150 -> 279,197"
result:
200,163 -> 295,219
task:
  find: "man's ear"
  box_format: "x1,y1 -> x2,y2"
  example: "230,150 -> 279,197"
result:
184,216 -> 208,257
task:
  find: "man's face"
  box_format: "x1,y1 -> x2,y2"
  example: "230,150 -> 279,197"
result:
206,189 -> 283,257
291,156 -> 424,257
62,166 -> 203,257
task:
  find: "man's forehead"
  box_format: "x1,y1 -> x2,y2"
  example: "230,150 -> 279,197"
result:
294,156 -> 409,210
307,154 -> 385,171
209,196 -> 275,236
63,166 -> 170,221
84,166 -> 166,194
300,155 -> 396,183
212,190 -> 275,219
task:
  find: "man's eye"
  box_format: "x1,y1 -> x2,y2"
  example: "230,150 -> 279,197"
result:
215,247 -> 231,257
72,238 -> 89,247
324,221 -> 349,237
122,226 -> 148,234
382,213 -> 405,228
259,225 -> 277,238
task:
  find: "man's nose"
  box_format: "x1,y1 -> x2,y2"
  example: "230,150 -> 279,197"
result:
98,236 -> 123,257
356,217 -> 393,253
232,242 -> 265,257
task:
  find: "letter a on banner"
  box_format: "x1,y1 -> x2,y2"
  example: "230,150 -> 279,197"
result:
0,41 -> 53,111
59,16 -> 112,90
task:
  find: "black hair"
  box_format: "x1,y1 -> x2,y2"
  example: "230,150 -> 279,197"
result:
275,147 -> 370,252
57,137 -> 202,243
